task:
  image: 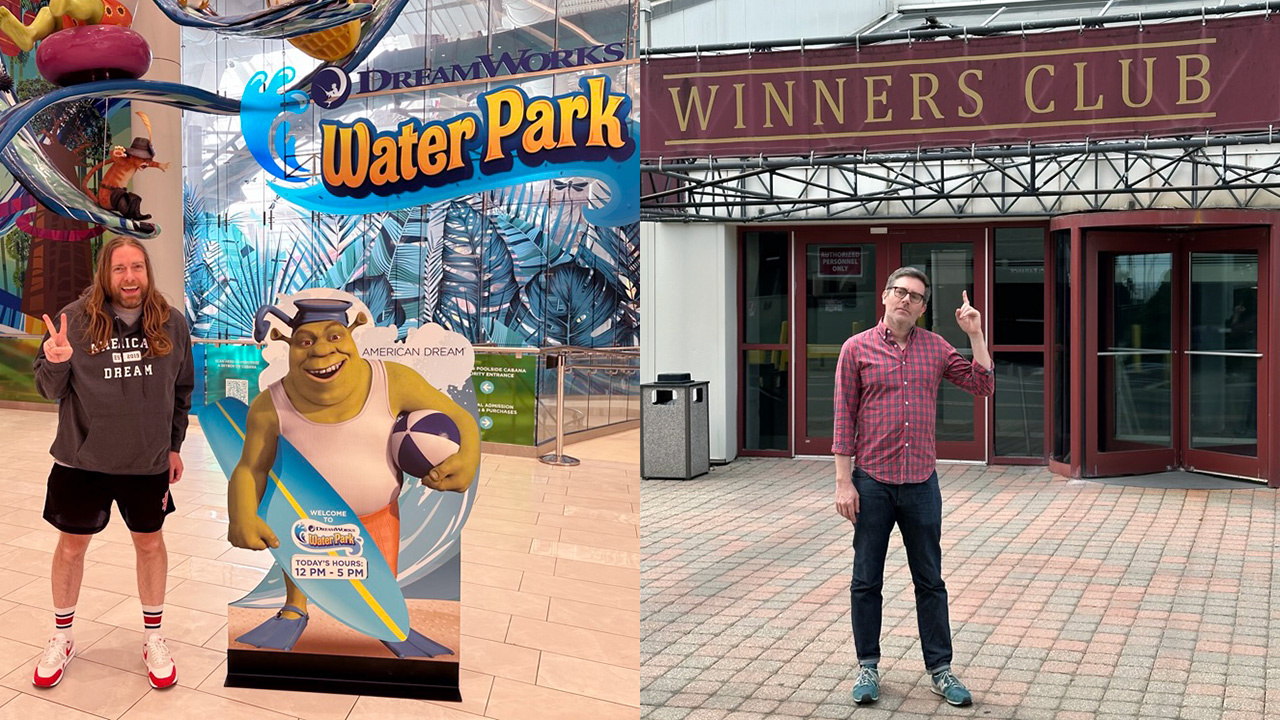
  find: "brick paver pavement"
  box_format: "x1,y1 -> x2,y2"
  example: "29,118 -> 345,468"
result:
641,460 -> 1280,720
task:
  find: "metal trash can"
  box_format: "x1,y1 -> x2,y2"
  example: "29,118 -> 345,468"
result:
641,373 -> 710,480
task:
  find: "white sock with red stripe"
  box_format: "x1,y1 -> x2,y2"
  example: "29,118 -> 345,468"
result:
142,605 -> 163,642
53,606 -> 75,643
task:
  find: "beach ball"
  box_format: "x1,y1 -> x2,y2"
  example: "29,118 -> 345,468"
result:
390,410 -> 461,478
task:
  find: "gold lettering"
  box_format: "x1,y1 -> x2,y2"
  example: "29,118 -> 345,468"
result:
368,136 -> 399,185
522,98 -> 557,154
1074,62 -> 1103,111
865,75 -> 892,123
556,95 -> 590,147
733,83 -> 746,129
1025,64 -> 1055,114
1119,57 -> 1156,109
911,73 -> 942,121
397,124 -> 418,183
1177,54 -> 1211,105
813,78 -> 846,126
958,68 -> 983,118
447,117 -> 476,171
669,85 -> 720,132
415,124 -> 448,175
762,81 -> 795,128
483,88 -> 524,162
322,122 -> 369,188
584,76 -> 625,148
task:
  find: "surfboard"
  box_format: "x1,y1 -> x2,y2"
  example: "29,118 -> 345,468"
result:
198,398 -> 410,643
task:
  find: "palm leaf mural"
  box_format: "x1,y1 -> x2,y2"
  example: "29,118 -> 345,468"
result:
389,240 -> 429,338
187,218 -> 317,338
490,206 -> 546,290
543,198 -> 587,268
185,173 -> 638,350
577,222 -> 639,346
401,203 -> 448,324
480,211 -> 519,333
579,223 -> 635,292
372,209 -> 409,271
432,198 -> 486,341
310,212 -> 371,288
345,276 -> 393,325
523,264 -> 620,347
182,183 -> 218,326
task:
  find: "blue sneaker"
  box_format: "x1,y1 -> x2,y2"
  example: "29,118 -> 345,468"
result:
850,664 -> 879,704
930,669 -> 972,707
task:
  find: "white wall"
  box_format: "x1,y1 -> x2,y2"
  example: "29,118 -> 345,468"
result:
648,0 -> 891,48
641,222 -> 738,462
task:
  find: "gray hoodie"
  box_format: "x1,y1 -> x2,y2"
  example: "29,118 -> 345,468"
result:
33,297 -> 194,475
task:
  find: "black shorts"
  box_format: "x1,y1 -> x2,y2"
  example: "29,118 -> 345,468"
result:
43,463 -> 175,535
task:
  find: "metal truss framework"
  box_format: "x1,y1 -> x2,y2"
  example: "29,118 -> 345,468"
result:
641,133 -> 1280,222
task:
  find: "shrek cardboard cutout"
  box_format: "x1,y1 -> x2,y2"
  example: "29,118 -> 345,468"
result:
204,291 -> 480,699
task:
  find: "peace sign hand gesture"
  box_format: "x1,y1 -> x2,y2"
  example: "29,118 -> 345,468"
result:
41,313 -> 73,363
955,290 -> 982,336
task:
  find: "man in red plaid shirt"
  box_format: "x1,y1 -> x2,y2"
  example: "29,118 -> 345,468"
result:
833,266 -> 993,708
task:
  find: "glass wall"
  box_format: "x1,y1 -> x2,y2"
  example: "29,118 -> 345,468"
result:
901,242 -> 975,444
992,227 -> 1046,458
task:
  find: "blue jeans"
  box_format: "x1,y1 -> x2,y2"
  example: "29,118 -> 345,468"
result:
850,468 -> 952,674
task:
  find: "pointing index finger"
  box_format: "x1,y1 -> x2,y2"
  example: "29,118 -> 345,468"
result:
962,290 -> 970,306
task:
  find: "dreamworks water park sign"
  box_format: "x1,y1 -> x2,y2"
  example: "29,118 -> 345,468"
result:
240,69 -> 638,227
355,42 -> 627,93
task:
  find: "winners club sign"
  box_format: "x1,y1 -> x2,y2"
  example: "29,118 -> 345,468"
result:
643,16 -> 1277,159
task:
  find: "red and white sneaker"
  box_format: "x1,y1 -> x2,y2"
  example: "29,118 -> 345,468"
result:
142,635 -> 177,689
32,633 -> 74,688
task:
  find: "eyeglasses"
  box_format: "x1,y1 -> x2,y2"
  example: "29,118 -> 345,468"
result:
886,286 -> 926,305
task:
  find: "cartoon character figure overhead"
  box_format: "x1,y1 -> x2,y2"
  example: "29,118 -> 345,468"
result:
0,0 -> 410,239
81,112 -> 169,231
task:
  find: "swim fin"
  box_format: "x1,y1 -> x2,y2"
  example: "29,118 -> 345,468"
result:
236,604 -> 310,651
381,627 -> 454,658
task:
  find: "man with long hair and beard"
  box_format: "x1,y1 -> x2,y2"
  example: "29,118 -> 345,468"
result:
31,237 -> 193,690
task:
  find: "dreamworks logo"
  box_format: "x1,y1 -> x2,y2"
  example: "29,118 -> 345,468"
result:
310,67 -> 352,109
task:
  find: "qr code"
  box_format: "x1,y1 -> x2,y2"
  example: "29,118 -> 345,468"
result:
226,378 -> 249,404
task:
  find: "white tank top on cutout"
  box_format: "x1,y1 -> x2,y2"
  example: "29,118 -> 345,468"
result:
268,359 -> 399,516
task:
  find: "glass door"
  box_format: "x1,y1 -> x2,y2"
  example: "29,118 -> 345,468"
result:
1085,229 -> 1268,479
793,233 -> 881,455
1086,240 -> 1178,475
899,233 -> 986,462
740,231 -> 791,455
1181,232 -> 1267,479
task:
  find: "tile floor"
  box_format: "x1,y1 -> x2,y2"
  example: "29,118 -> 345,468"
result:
0,408 -> 639,719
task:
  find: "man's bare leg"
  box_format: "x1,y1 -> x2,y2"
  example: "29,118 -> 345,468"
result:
132,530 -> 177,687
131,530 -> 167,606
51,532 -> 93,608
